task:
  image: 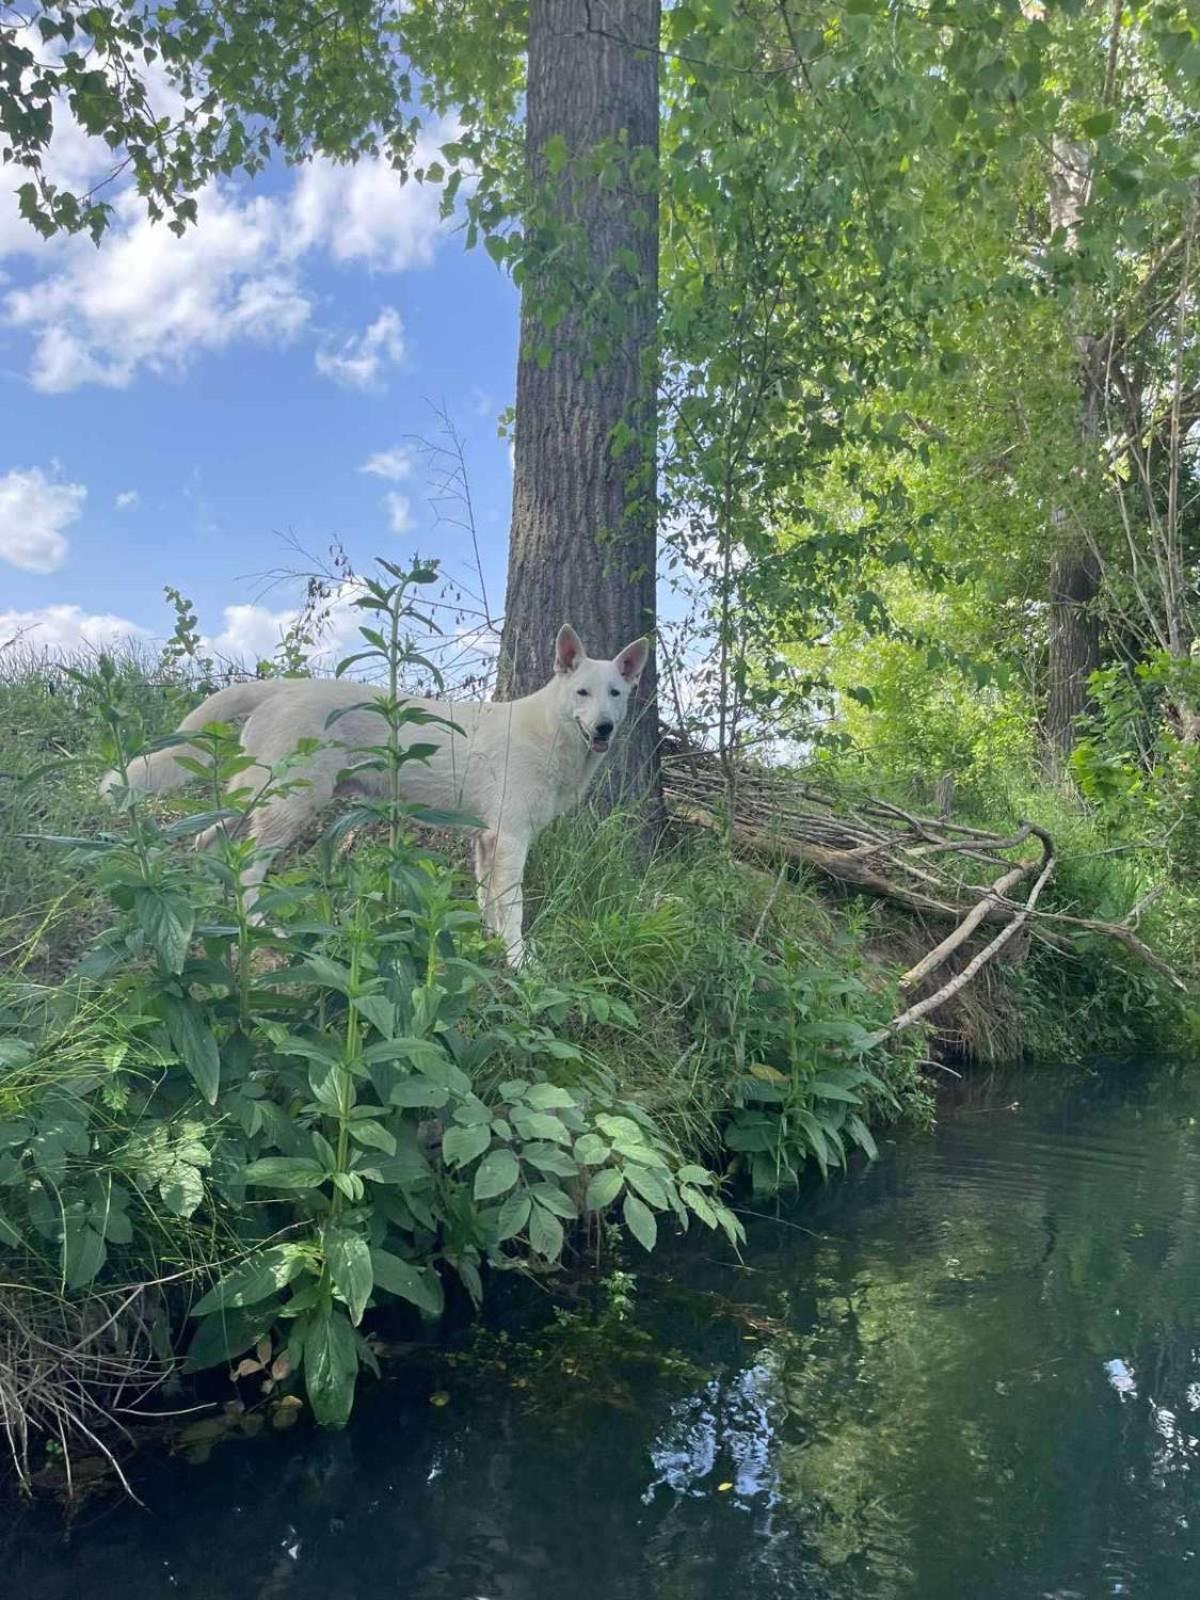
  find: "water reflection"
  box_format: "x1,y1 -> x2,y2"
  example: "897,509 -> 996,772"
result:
10,1064 -> 1200,1599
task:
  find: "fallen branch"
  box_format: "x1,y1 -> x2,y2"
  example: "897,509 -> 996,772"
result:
866,830 -> 1057,1046
662,744 -> 1188,1027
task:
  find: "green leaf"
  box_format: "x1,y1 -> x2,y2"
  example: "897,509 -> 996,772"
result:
184,1305 -> 276,1372
442,1124 -> 492,1168
325,1228 -> 373,1325
474,1148 -> 520,1200
63,1220 -> 106,1288
512,1110 -> 571,1143
529,1202 -> 564,1262
161,993 -> 221,1104
1081,109 -> 1115,137
847,1114 -> 878,1159
369,1249 -> 444,1315
681,1185 -> 719,1227
348,1120 -> 396,1156
522,1082 -> 576,1109
622,1192 -> 657,1253
494,1190 -> 531,1242
136,889 -> 194,974
811,1080 -> 862,1103
242,1156 -> 328,1190
530,1182 -> 576,1219
584,1167 -> 624,1212
160,1163 -> 206,1217
389,1079 -> 450,1109
573,1132 -> 611,1166
303,1301 -> 359,1429
624,1165 -> 668,1210
192,1246 -> 302,1316
352,994 -> 395,1037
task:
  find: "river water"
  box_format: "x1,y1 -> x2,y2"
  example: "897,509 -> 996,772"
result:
10,1063 -> 1200,1599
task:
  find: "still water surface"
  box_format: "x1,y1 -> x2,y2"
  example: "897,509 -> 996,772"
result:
11,1063 -> 1200,1599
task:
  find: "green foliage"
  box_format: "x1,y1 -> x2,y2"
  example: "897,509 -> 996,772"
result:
525,814 -> 927,1196
0,559 -> 746,1431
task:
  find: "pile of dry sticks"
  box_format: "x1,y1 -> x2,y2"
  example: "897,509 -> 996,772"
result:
660,743 -> 1183,1047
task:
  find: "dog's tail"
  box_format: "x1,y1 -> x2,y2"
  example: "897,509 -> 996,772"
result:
100,680 -> 285,799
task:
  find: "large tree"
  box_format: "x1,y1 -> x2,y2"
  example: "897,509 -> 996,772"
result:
497,0 -> 661,807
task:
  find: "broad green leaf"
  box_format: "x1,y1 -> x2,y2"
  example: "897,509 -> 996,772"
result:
161,1163 -> 205,1217
136,888 -> 194,974
522,1082 -> 576,1110
242,1156 -> 328,1189
530,1181 -> 576,1219
63,1220 -> 106,1288
442,1123 -> 491,1168
529,1202 -> 564,1262
474,1148 -> 520,1200
161,993 -> 220,1104
389,1079 -> 450,1109
352,994 -> 395,1037
348,1120 -> 396,1156
810,1080 -> 862,1103
572,1132 -> 611,1166
369,1249 -> 444,1316
192,1246 -> 302,1316
511,1109 -> 571,1144
848,1114 -> 878,1159
325,1228 -> 373,1326
584,1167 -> 624,1212
622,1192 -> 657,1252
624,1165 -> 668,1210
184,1305 -> 276,1372
681,1185 -> 719,1227
303,1301 -> 359,1429
494,1190 -> 531,1242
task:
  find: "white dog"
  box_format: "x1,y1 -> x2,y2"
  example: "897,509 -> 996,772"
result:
103,625 -> 649,965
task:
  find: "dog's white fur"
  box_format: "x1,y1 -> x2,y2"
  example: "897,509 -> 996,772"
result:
103,625 -> 649,965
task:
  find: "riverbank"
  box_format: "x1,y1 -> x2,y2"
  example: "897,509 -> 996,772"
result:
7,1059 -> 1200,1599
1,647 -> 1197,1493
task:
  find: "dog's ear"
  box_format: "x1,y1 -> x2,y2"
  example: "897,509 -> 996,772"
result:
614,636 -> 650,685
554,624 -> 585,675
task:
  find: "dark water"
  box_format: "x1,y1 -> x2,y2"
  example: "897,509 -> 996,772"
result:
11,1063 -> 1200,1599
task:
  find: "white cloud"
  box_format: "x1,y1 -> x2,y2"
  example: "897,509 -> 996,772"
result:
1,39 -> 458,393
385,492 -> 413,535
205,603 -> 297,663
0,604 -> 146,657
7,185 -> 313,393
288,128 -> 453,272
0,467 -> 86,573
115,489 -> 140,510
315,307 -> 405,392
202,583 -> 367,667
360,445 -> 414,482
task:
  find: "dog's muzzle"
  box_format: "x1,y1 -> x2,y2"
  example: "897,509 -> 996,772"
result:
577,718 -> 612,755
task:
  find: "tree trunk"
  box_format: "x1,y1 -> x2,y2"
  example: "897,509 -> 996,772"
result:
498,0 -> 661,812
1043,140 -> 1103,766
1045,526 -> 1101,761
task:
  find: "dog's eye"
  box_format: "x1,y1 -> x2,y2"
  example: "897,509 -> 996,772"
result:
609,688 -> 620,698
576,687 -> 589,698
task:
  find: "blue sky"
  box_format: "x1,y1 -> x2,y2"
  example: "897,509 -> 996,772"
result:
1,103 -> 521,671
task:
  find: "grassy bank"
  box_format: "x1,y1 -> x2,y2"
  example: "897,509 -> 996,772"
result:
1,616 -> 1196,1489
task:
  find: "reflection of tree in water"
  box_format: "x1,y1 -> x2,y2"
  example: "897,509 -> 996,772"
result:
712,1073 -> 1200,1598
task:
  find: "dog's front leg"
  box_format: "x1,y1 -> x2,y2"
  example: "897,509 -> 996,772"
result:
483,830 -> 530,967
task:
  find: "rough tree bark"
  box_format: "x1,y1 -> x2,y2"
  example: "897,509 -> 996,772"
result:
497,0 -> 661,811
1043,138 -> 1103,767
